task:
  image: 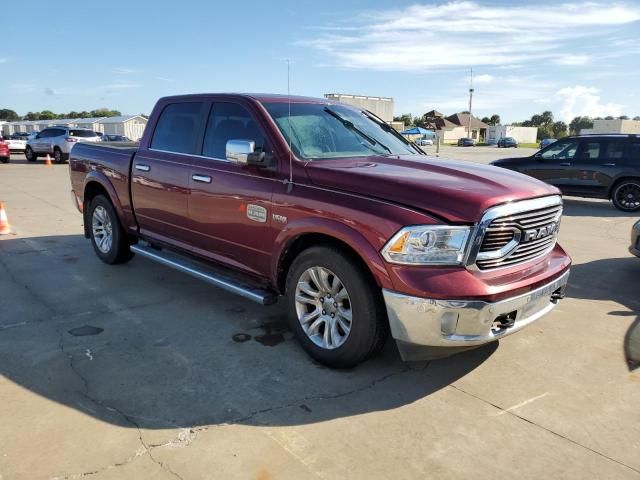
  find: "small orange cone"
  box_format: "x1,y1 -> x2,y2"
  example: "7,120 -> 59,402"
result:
45,154 -> 52,166
0,202 -> 11,235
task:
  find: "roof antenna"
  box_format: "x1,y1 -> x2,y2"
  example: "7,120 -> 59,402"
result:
286,59 -> 293,193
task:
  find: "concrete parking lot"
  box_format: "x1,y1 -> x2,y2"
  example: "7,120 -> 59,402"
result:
0,151 -> 639,480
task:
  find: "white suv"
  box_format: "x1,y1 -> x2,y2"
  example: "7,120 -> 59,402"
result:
25,127 -> 100,163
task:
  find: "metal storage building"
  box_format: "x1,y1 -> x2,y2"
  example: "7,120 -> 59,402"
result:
98,115 -> 147,140
324,93 -> 395,122
2,115 -> 148,140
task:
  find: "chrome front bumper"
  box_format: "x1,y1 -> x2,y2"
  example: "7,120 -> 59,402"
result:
383,269 -> 570,359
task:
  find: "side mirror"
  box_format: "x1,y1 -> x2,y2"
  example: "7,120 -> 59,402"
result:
534,152 -> 541,160
226,139 -> 266,166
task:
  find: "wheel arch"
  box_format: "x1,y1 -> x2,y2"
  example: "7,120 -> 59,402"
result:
82,173 -> 125,239
608,175 -> 640,198
273,219 -> 393,295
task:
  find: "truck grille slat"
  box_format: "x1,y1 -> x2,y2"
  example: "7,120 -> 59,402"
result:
476,202 -> 562,270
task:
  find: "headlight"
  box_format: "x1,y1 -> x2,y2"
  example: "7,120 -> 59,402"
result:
381,225 -> 471,265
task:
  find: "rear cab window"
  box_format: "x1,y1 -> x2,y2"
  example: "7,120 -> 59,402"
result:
150,102 -> 205,154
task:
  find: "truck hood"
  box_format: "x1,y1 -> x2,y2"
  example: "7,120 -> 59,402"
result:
304,155 -> 559,223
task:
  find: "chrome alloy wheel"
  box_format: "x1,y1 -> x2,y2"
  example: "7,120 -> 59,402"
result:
92,205 -> 113,253
294,266 -> 352,349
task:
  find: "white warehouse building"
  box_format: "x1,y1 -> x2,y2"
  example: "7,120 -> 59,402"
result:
1,115 -> 148,140
486,125 -> 538,144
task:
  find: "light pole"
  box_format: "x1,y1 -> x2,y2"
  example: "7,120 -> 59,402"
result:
467,67 -> 474,139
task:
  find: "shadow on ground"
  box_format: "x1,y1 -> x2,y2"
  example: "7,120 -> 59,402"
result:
0,234 -> 497,431
562,197 -> 639,218
568,256 -> 640,370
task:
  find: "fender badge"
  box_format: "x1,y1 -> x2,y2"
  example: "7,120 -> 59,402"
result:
247,204 -> 267,223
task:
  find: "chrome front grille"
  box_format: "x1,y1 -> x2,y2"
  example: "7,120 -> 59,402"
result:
474,198 -> 562,270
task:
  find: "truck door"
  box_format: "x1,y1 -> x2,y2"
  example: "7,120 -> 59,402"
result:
131,101 -> 207,245
187,101 -> 277,278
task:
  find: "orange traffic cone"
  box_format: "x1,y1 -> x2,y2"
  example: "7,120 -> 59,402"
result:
45,154 -> 52,166
0,202 -> 11,235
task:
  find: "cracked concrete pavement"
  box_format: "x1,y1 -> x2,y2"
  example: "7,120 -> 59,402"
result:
0,150 -> 639,479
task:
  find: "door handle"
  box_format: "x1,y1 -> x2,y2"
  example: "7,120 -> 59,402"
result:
192,174 -> 212,184
603,163 -> 616,166
135,164 -> 150,172
559,162 -> 571,166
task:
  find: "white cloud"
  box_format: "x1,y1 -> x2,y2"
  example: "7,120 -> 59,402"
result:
555,85 -> 622,121
303,1 -> 640,71
474,74 -> 493,84
99,83 -> 138,90
113,67 -> 139,74
553,54 -> 590,65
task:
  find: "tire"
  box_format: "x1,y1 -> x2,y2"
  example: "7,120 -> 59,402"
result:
611,180 -> 640,212
0,157 -> 8,164
25,146 -> 37,162
53,147 -> 64,164
88,194 -> 134,264
285,246 -> 388,368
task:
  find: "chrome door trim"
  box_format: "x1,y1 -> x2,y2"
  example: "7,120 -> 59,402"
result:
135,164 -> 151,172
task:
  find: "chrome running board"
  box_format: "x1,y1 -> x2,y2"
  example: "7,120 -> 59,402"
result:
130,243 -> 278,305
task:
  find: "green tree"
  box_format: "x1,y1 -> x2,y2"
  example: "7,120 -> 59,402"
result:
38,110 -> 57,120
0,109 -> 19,121
24,112 -> 38,121
540,111 -> 554,125
634,116 -> 640,121
552,121 -> 568,138
604,115 -> 614,120
393,114 -> 413,127
619,115 -> 629,120
569,116 -> 594,134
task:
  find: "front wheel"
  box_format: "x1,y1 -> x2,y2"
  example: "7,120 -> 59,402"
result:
612,180 -> 640,211
286,246 -> 388,368
88,195 -> 134,264
25,146 -> 36,162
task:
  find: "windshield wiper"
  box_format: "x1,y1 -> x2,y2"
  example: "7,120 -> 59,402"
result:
362,110 -> 425,155
324,107 -> 392,155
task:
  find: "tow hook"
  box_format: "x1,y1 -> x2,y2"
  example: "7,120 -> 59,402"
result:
550,288 -> 565,304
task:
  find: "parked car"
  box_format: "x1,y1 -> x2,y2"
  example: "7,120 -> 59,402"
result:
69,93 -> 571,368
415,138 -> 434,146
491,134 -> 640,211
540,138 -> 556,149
631,220 -> 640,257
0,139 -> 9,163
457,137 -> 475,146
25,127 -> 101,163
10,132 -> 30,141
4,137 -> 27,152
101,134 -> 132,142
497,137 -> 518,148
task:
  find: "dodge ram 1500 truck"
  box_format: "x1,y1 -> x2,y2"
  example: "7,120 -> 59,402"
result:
69,93 -> 571,368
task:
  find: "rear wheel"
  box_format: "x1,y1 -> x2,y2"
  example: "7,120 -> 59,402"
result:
612,180 -> 640,211
25,146 -> 36,162
0,157 -> 8,164
88,195 -> 134,264
286,246 -> 388,368
53,147 -> 63,164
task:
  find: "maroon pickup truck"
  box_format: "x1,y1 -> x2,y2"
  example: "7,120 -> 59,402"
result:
69,93 -> 571,367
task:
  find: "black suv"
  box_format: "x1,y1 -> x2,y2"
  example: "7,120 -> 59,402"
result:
492,134 -> 640,211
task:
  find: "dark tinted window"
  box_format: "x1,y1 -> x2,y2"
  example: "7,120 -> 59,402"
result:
601,140 -> 626,161
69,129 -> 98,138
202,102 -> 264,159
52,128 -> 66,137
151,102 -> 204,154
578,141 -> 601,161
628,142 -> 640,162
38,129 -> 53,138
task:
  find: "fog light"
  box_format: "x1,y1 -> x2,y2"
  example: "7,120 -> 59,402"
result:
441,312 -> 459,335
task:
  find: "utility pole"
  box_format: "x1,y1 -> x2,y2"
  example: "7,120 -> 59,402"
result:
467,67 -> 474,139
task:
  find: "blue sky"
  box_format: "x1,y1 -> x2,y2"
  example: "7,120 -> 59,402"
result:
1,0 -> 639,123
